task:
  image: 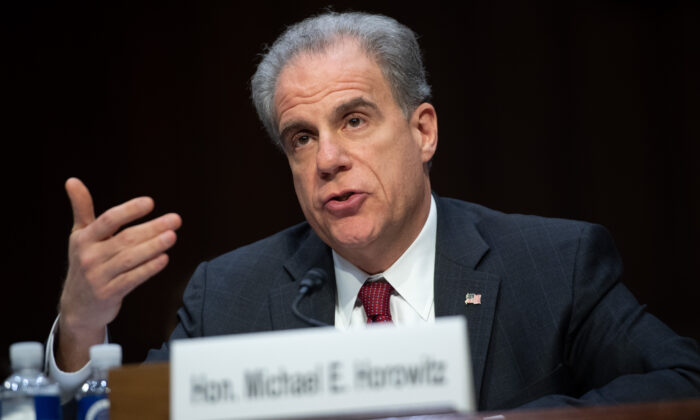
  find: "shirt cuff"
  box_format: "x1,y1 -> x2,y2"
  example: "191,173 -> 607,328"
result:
44,315 -> 108,403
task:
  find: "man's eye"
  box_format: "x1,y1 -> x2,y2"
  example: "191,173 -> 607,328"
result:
293,134 -> 311,148
347,116 -> 364,128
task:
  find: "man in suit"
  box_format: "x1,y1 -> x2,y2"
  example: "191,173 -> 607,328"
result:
49,12 -> 700,409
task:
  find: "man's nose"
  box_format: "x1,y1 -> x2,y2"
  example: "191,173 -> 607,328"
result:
316,133 -> 351,179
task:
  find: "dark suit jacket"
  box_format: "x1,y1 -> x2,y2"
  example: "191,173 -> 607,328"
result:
147,196 -> 700,410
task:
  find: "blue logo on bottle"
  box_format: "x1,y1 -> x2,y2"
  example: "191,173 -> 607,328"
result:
78,395 -> 110,420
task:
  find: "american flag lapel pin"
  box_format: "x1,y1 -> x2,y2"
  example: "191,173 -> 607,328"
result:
465,293 -> 482,305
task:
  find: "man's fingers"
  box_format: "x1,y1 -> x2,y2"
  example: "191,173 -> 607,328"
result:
106,253 -> 170,300
65,178 -> 96,232
87,213 -> 182,264
115,213 -> 182,249
101,228 -> 178,280
84,196 -> 155,242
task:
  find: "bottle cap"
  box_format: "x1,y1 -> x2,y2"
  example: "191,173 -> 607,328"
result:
10,341 -> 43,370
89,344 -> 122,369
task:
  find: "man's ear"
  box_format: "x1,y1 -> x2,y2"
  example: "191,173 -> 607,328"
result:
411,103 -> 438,164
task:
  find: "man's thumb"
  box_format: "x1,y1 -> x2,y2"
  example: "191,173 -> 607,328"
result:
65,177 -> 95,231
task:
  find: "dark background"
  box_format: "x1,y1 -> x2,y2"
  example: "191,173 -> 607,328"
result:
3,2 -> 698,379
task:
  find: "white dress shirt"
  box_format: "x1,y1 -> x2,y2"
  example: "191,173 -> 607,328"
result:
334,195 -> 437,329
45,317 -> 107,401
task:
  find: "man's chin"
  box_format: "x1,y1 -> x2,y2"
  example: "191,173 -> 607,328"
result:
325,225 -> 379,250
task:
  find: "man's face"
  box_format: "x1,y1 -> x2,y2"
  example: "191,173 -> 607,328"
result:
274,40 -> 437,273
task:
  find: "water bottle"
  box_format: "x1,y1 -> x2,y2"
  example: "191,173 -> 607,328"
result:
75,344 -> 121,420
1,341 -> 61,420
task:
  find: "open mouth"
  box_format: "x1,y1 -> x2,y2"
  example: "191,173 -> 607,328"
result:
332,192 -> 354,202
324,191 -> 365,214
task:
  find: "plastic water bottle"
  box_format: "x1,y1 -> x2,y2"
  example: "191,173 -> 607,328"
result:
75,344 -> 121,420
1,341 -> 61,420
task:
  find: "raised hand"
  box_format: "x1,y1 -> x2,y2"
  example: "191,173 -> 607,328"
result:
56,178 -> 182,371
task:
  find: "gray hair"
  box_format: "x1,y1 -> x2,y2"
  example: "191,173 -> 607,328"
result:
251,11 -> 432,147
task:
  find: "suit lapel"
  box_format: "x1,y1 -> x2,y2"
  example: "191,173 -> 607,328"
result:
267,197 -> 501,404
434,196 -> 501,405
269,229 -> 336,329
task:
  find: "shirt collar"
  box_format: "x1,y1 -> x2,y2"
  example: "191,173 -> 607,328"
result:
333,195 -> 437,328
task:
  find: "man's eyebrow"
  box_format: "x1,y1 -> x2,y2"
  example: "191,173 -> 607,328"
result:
333,97 -> 381,119
279,121 -> 310,142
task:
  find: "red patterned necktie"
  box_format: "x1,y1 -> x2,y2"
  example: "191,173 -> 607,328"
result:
358,279 -> 394,323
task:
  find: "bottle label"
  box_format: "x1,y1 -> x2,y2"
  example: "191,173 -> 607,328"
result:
0,398 -> 35,420
0,395 -> 61,420
34,395 -> 62,420
77,395 -> 110,420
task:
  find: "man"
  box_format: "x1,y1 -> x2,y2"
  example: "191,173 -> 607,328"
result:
48,12 -> 700,410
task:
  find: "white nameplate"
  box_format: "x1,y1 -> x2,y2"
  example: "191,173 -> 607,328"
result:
171,316 -> 474,419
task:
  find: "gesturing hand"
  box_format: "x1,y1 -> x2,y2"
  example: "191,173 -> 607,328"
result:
56,178 -> 182,371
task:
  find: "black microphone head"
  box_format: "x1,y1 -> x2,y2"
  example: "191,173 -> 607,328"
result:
292,267 -> 331,326
299,267 -> 327,291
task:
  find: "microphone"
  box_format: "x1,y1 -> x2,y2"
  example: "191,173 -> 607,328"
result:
291,268 -> 329,327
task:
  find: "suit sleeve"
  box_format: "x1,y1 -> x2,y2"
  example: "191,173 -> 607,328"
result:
520,224 -> 700,408
144,261 -> 208,362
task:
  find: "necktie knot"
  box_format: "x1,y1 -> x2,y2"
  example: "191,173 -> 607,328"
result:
358,279 -> 394,323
